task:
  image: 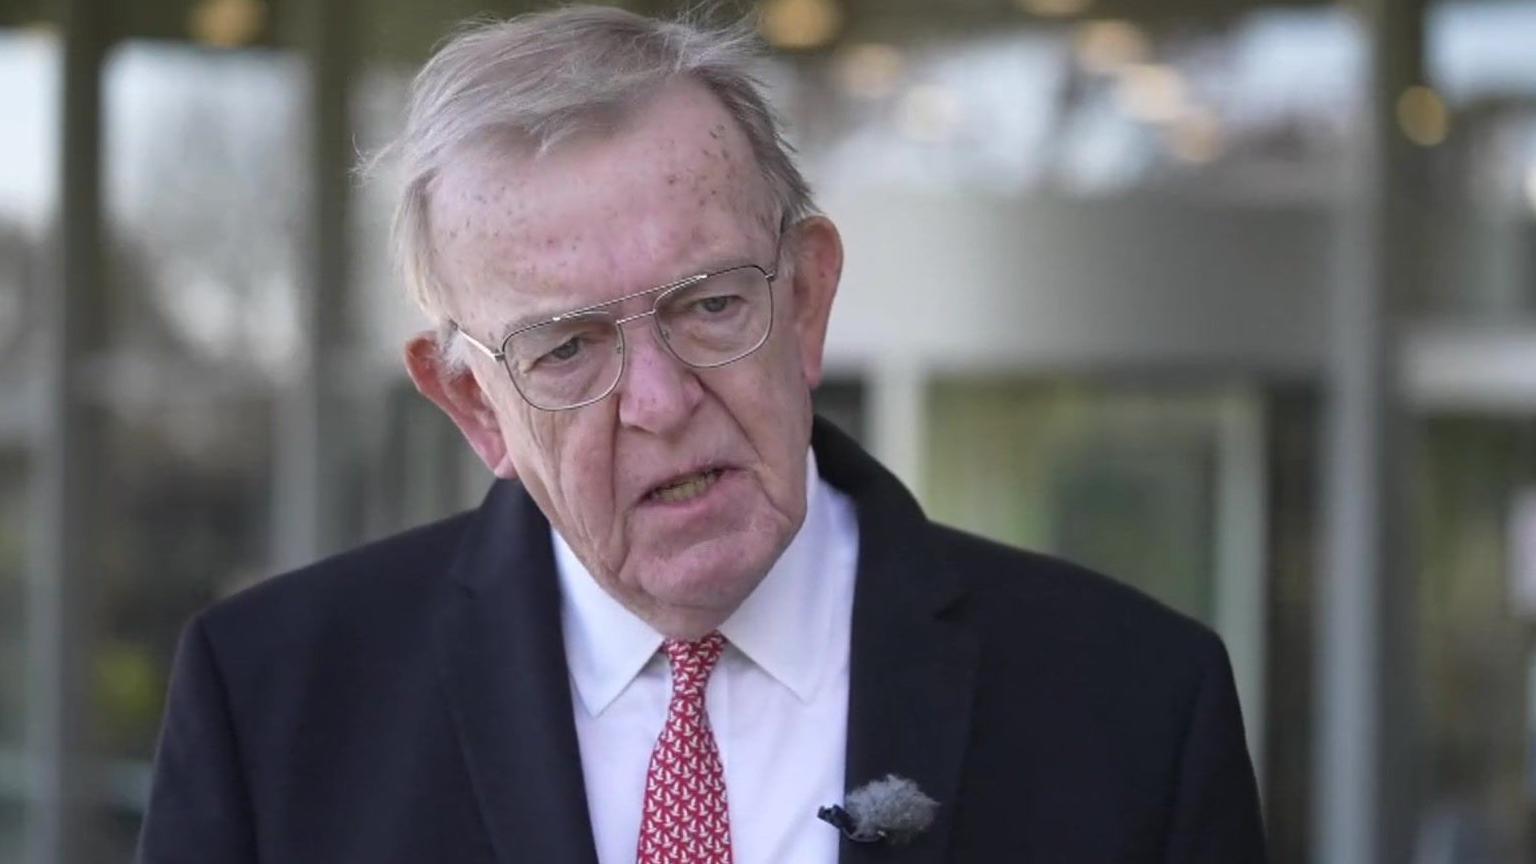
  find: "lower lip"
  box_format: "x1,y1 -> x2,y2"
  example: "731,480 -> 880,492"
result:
641,468 -> 738,513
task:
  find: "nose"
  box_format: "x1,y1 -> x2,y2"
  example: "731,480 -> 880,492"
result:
614,319 -> 703,436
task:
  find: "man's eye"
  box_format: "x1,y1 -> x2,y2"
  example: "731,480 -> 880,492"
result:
693,295 -> 739,314
543,337 -> 584,363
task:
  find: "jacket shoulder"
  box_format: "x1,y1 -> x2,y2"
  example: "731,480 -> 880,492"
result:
195,509 -> 477,660
920,524 -> 1264,861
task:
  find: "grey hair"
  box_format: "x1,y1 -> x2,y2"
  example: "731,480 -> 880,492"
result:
364,3 -> 817,336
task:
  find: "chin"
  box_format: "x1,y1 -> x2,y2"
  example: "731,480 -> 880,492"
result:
640,532 -> 780,609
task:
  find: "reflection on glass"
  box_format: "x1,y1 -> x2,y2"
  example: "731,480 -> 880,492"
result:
802,9 -> 1363,200
0,455 -> 27,750
0,795 -> 25,864
813,377 -> 867,444
924,380 -> 1236,623
0,25 -> 54,861
1416,417 -> 1536,861
91,40 -> 305,858
0,453 -> 28,864
105,42 -> 304,379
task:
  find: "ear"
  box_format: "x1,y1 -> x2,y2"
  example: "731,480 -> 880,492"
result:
786,215 -> 843,389
404,333 -> 519,479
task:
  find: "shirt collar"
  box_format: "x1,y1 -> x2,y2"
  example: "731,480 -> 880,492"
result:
555,449 -> 844,716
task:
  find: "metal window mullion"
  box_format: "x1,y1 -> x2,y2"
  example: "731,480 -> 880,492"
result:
1212,390 -> 1269,798
28,1 -> 109,862
1316,1 -> 1426,862
271,0 -> 356,571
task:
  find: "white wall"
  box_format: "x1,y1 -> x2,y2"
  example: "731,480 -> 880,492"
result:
821,192 -> 1332,376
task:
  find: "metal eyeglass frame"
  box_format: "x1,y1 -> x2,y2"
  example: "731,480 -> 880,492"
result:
450,249 -> 782,412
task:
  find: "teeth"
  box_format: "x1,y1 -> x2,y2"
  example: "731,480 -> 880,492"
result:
651,469 -> 721,504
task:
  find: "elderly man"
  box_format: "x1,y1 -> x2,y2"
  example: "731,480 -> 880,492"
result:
137,6 -> 1265,864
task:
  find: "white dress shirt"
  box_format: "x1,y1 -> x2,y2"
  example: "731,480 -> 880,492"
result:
554,451 -> 859,864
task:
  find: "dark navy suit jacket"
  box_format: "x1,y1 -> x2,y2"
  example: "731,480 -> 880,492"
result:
136,418 -> 1267,863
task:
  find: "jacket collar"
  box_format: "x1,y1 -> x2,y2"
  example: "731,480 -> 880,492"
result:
811,418 -> 980,864
434,479 -> 600,864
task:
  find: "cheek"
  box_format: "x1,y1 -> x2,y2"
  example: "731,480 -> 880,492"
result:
714,347 -> 813,466
765,322 -> 814,402
528,413 -> 621,530
768,296 -> 813,386
567,451 -> 615,516
493,403 -> 561,495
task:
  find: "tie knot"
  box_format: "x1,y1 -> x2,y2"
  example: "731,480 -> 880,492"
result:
663,630 -> 726,696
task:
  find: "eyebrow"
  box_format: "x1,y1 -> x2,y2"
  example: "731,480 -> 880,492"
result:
492,251 -> 769,342
502,305 -> 571,336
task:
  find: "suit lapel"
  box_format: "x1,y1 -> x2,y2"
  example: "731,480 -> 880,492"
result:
815,420 -> 980,864
433,481 -> 599,864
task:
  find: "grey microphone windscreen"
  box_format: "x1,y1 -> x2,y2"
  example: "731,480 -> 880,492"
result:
843,774 -> 938,844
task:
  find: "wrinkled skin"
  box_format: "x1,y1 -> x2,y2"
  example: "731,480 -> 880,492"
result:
405,79 -> 844,639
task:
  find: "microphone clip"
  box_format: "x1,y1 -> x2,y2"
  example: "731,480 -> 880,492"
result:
817,804 -> 883,843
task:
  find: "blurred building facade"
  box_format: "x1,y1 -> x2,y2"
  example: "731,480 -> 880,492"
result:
1,0 -> 1535,861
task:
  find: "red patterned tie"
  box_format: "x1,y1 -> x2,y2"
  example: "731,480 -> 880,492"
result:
636,631 -> 733,864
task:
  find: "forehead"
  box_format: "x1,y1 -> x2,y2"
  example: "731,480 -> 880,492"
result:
427,79 -> 779,326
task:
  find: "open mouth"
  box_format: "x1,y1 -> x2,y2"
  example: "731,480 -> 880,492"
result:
646,468 -> 725,504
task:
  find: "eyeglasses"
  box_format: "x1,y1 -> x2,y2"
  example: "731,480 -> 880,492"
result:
452,254 -> 780,412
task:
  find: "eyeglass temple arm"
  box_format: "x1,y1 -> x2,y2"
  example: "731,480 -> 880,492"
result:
449,322 -> 504,360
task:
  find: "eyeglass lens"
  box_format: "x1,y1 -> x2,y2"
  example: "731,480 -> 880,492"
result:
504,267 -> 773,410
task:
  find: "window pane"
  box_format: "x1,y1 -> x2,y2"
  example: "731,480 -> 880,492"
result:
925,379 -> 1239,623
813,377 -> 867,443
0,24 -> 57,857
96,40 -> 304,853
1419,0 -> 1536,320
797,8 -> 1362,201
1416,416 -> 1536,860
